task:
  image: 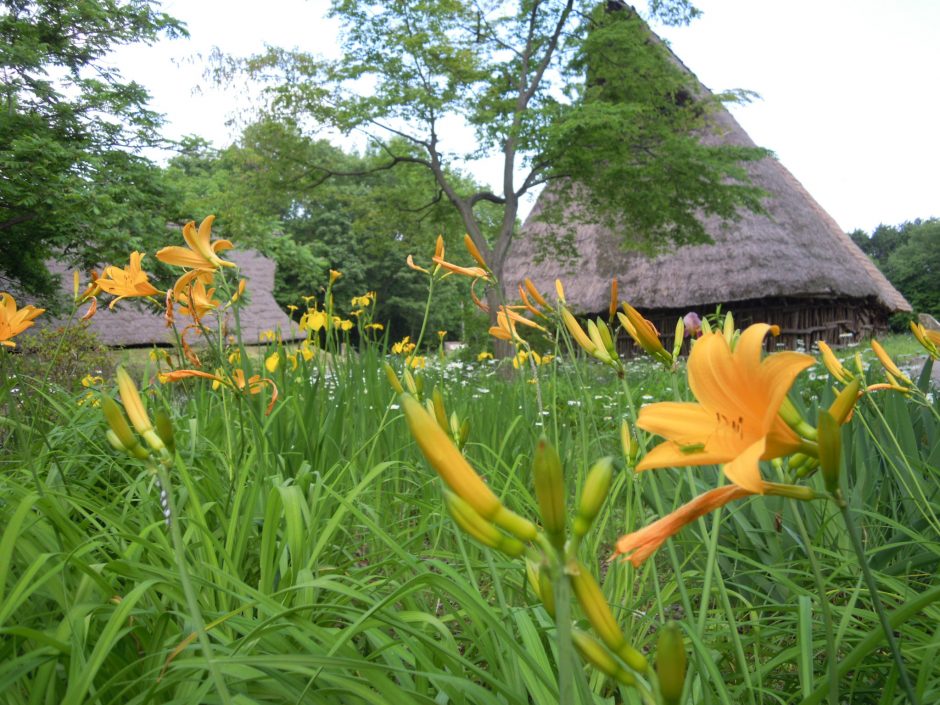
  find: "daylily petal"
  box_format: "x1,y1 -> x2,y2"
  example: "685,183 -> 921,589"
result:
721,437 -> 767,494
613,485 -> 754,567
637,440 -> 733,471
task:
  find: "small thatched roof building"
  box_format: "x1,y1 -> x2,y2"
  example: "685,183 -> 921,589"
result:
505,37 -> 910,351
30,250 -> 299,347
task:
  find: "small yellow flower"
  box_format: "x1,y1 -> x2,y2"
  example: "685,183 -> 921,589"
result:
409,355 -> 426,369
259,329 -> 278,343
265,351 -> 280,373
300,309 -> 328,332
329,269 -> 342,284
437,330 -> 447,339
0,293 -> 45,347
156,216 -> 235,271
392,336 -> 416,355
338,319 -> 354,332
351,293 -> 374,308
477,351 -> 493,362
365,322 -> 385,332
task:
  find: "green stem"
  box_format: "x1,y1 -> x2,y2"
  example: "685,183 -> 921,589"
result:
412,276 -> 435,357
835,491 -> 919,705
156,463 -> 232,703
552,563 -> 575,705
792,501 -> 839,705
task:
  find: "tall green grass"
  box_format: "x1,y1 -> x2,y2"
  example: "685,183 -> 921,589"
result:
1,336 -> 938,704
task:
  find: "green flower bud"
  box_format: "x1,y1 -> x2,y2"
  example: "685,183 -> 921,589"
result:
532,436 -> 566,549
817,409 -> 842,493
656,622 -> 687,705
573,457 -> 613,538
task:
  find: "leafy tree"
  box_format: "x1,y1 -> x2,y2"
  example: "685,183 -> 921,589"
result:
0,0 -> 184,297
162,120 -> 490,338
219,0 -> 768,325
883,219 -> 940,316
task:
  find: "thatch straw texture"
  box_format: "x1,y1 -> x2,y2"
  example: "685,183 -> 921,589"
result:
505,39 -> 910,346
30,250 -> 299,347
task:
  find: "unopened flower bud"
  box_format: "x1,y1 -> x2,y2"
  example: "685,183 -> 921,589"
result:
574,457 -> 613,538
532,436 -> 566,549
154,410 -> 176,455
572,629 -> 636,686
817,409 -> 842,493
569,560 -> 647,673
101,396 -> 150,460
445,492 -> 526,557
526,559 -> 555,617
656,622 -> 687,705
829,378 -> 861,425
384,363 -> 404,394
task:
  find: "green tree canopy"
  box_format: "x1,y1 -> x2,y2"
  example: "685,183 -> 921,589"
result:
0,0 -> 184,296
162,120 -> 497,338
851,219 -> 940,317
218,0 -> 767,321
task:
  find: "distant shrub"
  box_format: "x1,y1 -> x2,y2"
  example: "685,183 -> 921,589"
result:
14,324 -> 113,393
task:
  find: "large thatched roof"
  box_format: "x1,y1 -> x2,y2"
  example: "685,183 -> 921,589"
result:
505,42 -> 910,318
29,250 -> 299,347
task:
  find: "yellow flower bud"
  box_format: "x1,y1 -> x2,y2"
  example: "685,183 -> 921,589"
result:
572,629 -> 637,686
656,622 -> 687,705
532,436 -> 566,549
383,363 -> 404,393
402,394 -> 536,541
562,308 -> 597,355
829,378 -> 862,426
116,367 -> 152,435
445,492 -> 526,558
432,387 -> 449,434
570,560 -> 647,673
101,396 -> 150,460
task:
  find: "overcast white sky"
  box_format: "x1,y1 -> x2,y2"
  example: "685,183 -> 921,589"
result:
110,0 -> 939,234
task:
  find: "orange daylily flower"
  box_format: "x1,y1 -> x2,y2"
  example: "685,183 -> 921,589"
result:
431,252 -> 490,280
406,254 -> 430,275
636,323 -> 814,494
159,367 -> 278,414
0,293 -> 45,347
96,252 -> 162,308
156,216 -> 235,271
175,276 -> 221,320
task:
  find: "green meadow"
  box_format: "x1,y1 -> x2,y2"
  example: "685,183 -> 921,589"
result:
1,258 -> 939,705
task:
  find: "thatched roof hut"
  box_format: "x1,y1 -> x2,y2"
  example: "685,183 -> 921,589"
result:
29,250 -> 299,347
505,38 -> 910,351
